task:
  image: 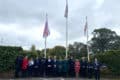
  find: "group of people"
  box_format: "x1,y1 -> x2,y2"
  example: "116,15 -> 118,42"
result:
15,55 -> 101,80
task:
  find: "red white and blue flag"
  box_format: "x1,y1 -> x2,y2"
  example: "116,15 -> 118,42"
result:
84,16 -> 88,36
43,14 -> 50,38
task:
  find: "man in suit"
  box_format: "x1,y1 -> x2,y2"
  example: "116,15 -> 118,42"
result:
45,56 -> 53,77
87,60 -> 93,78
53,56 -> 59,77
68,56 -> 75,77
15,55 -> 23,78
80,57 -> 87,78
40,56 -> 46,77
33,57 -> 41,77
93,58 -> 101,80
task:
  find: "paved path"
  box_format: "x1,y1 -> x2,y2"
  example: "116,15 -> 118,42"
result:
0,78 -> 119,80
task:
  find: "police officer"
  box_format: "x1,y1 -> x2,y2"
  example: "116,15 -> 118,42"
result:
80,57 -> 87,78
45,56 -> 53,77
93,58 -> 101,80
68,56 -> 75,77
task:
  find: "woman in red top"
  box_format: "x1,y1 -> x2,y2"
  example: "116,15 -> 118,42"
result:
22,56 -> 28,77
74,59 -> 80,78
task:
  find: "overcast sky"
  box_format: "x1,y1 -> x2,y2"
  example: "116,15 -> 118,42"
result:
0,0 -> 120,50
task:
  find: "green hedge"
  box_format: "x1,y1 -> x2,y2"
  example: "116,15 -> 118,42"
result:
0,46 -> 23,72
95,50 -> 120,75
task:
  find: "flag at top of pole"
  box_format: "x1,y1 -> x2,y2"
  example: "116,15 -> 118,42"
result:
43,14 -> 50,38
64,0 -> 68,18
84,16 -> 88,36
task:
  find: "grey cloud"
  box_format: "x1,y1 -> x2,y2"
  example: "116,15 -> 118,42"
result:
0,0 -> 120,49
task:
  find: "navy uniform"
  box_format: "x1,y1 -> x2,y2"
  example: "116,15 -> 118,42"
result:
53,56 -> 59,77
68,56 -> 75,77
87,61 -> 93,78
93,58 -> 101,80
40,57 -> 46,77
34,57 -> 41,77
15,55 -> 23,78
62,58 -> 69,77
45,56 -> 53,77
80,57 -> 87,77
58,58 -> 63,77
28,58 -> 34,77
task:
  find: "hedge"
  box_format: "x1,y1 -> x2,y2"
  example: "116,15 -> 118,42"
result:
95,50 -> 120,75
0,46 -> 23,72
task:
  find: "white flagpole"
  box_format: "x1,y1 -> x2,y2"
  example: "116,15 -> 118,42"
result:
86,17 -> 90,62
66,16 -> 68,59
65,0 -> 68,59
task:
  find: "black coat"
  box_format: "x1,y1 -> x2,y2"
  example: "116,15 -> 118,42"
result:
15,56 -> 23,70
34,58 -> 41,69
68,59 -> 75,71
45,59 -> 54,71
80,60 -> 87,69
93,62 -> 101,71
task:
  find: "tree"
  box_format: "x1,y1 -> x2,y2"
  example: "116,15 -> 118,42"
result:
69,42 -> 87,58
30,44 -> 38,57
50,46 -> 65,58
91,28 -> 120,53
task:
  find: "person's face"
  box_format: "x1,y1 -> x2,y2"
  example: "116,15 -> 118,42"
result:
48,56 -> 51,59
95,58 -> 98,62
70,56 -> 73,59
54,56 -> 56,59
25,56 -> 28,59
76,59 -> 79,61
82,57 -> 85,61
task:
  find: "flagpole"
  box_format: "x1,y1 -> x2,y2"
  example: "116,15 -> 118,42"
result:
64,0 -> 68,59
86,17 -> 90,62
66,15 -> 68,59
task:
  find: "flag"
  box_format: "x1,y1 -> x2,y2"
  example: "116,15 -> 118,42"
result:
84,16 -> 88,35
64,0 -> 68,18
43,14 -> 50,38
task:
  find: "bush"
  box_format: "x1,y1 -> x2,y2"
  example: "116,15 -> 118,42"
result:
95,50 -> 120,75
0,46 -> 23,72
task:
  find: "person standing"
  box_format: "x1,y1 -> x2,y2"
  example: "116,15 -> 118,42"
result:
87,60 -> 93,78
34,57 -> 41,77
40,57 -> 46,77
14,55 -> 23,78
21,56 -> 28,77
45,56 -> 53,77
53,56 -> 58,77
93,58 -> 101,80
80,57 -> 87,78
62,57 -> 68,77
58,57 -> 63,77
68,56 -> 75,77
74,59 -> 80,78
28,57 -> 34,77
